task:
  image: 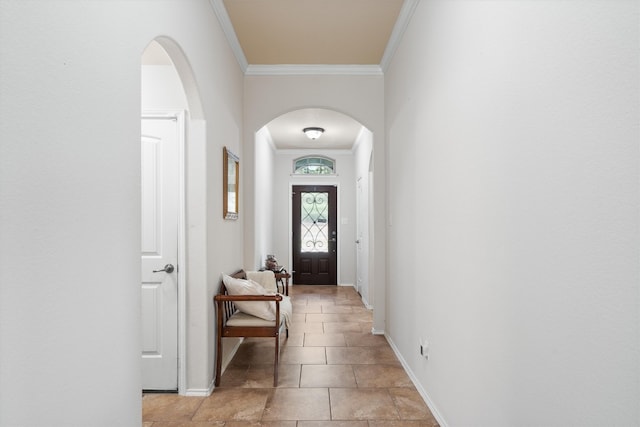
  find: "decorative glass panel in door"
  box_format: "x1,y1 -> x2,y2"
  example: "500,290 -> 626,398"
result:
292,185 -> 337,285
301,191 -> 329,253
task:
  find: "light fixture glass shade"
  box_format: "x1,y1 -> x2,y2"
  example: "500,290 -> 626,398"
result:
303,127 -> 324,140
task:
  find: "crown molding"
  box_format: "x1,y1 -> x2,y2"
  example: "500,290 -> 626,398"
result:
209,0 -> 248,72
380,0 -> 420,72
245,64 -> 383,76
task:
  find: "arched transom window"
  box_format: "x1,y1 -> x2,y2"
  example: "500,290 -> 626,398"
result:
293,156 -> 335,175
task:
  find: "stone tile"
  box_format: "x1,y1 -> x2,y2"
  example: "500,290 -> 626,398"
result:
343,332 -> 389,347
288,322 -> 325,334
192,388 -> 271,421
307,313 -> 353,323
323,322 -> 363,333
230,341 -> 281,365
329,388 -> 399,420
360,323 -> 374,333
143,286 -> 432,426
326,347 -> 400,365
389,387 -> 436,421
293,304 -> 323,314
298,422 -> 368,427
219,365 -> 251,388
262,388 -> 331,421
321,305 -> 354,314
334,299 -> 366,306
353,364 -> 413,387
282,332 -> 304,347
224,422 -> 297,427
291,313 -> 307,323
150,422 -> 225,427
345,312 -> 373,323
300,364 -> 357,388
280,346 -> 326,364
304,333 -> 346,347
222,364 -> 301,388
368,421 -> 439,427
142,394 -> 204,422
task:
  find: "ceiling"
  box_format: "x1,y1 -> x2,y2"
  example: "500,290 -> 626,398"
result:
222,0 -> 404,65
210,0 -> 414,150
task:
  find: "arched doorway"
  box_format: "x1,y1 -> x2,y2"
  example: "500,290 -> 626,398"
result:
140,39 -> 206,394
253,108 -> 374,306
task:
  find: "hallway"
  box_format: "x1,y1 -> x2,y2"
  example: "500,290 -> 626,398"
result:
143,285 -> 439,426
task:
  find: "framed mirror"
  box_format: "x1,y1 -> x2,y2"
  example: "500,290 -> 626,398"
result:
223,147 -> 239,220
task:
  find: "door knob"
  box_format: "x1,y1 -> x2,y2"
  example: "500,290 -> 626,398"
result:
153,264 -> 175,274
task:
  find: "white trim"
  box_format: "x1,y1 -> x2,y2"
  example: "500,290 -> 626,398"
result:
351,126 -> 368,154
380,0 -> 421,72
385,334 -> 448,427
184,379 -> 215,397
338,283 -> 354,287
209,0 -> 248,72
261,127 -> 277,152
361,296 -> 373,310
246,64 -> 383,76
176,111 -> 187,396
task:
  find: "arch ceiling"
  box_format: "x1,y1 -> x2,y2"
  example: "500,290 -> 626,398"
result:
265,108 -> 363,150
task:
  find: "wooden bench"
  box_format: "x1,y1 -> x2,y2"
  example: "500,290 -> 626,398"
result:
214,270 -> 289,387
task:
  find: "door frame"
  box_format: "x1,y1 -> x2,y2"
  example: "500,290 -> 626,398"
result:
141,110 -> 187,394
288,181 -> 340,285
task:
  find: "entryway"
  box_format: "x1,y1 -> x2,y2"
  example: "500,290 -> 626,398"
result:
292,185 -> 338,285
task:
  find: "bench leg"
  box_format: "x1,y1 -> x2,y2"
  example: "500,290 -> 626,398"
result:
274,332 -> 280,387
215,333 -> 222,387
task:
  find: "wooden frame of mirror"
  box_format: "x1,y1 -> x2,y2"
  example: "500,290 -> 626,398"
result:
223,147 -> 239,220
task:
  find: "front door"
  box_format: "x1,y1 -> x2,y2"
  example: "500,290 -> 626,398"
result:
141,115 -> 180,390
292,185 -> 338,285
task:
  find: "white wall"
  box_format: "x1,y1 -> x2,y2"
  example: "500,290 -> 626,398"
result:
253,127 -> 277,269
0,1 -> 243,425
385,1 -> 639,425
272,150 -> 357,285
142,65 -> 188,111
243,75 -> 387,330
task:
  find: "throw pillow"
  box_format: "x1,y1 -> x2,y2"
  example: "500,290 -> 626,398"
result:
222,274 -> 276,321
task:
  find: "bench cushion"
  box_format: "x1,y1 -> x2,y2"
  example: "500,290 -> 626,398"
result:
226,311 -> 284,327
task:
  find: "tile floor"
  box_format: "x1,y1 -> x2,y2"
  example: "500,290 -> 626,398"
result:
143,285 -> 439,427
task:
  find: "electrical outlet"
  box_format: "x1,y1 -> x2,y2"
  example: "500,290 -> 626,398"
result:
419,339 -> 429,360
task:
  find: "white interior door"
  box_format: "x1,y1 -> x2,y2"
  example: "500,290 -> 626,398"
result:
141,116 -> 179,390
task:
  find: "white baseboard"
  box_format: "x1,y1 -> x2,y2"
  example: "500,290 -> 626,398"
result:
385,334 -> 448,427
338,283 -> 354,287
183,337 -> 244,397
183,378 -> 214,397
371,327 -> 385,335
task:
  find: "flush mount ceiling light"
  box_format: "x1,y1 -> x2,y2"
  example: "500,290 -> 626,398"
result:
303,127 -> 325,140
